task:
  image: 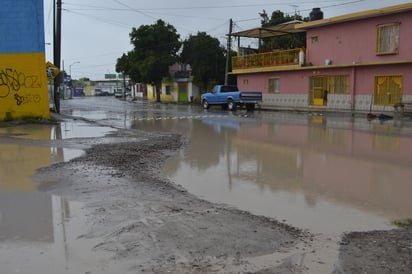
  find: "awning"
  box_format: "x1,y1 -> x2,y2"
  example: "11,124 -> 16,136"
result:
231,20 -> 306,39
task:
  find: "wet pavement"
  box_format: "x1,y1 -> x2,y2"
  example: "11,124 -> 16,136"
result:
56,97 -> 412,234
1,96 -> 412,272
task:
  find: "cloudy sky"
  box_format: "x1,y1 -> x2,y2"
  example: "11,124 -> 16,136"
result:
43,0 -> 411,80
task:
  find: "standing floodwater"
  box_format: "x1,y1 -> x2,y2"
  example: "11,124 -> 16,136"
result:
1,97 -> 410,273
158,114 -> 412,234
55,97 -> 412,234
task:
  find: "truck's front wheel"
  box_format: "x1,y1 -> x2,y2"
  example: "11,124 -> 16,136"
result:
227,100 -> 236,111
202,100 -> 210,109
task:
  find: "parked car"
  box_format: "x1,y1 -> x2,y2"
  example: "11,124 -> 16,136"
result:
95,89 -> 110,96
114,88 -> 124,98
201,85 -> 262,111
114,88 -> 131,98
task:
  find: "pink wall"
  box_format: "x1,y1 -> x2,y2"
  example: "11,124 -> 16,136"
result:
238,63 -> 412,96
238,67 -> 354,95
238,71 -> 311,94
306,12 -> 412,66
355,64 -> 412,95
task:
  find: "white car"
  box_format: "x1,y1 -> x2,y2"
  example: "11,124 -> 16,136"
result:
114,88 -> 124,98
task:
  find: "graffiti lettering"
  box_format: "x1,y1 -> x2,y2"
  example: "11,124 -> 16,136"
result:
14,93 -> 42,106
0,68 -> 42,98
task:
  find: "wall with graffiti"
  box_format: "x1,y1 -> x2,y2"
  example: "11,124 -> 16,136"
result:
0,0 -> 50,121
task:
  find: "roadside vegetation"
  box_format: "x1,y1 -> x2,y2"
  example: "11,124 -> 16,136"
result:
392,218 -> 412,228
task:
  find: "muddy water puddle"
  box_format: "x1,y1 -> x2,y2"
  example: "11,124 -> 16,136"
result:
0,122 -> 122,274
0,194 -> 118,274
132,114 -> 412,235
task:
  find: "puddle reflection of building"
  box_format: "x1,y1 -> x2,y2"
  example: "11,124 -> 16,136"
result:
0,123 -> 67,243
0,124 -> 65,190
233,121 -> 412,218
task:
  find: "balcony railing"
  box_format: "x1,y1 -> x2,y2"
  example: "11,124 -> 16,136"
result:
232,48 -> 304,70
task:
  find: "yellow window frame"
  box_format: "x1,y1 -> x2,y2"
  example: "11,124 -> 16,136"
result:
268,78 -> 280,93
376,23 -> 400,55
374,75 -> 403,106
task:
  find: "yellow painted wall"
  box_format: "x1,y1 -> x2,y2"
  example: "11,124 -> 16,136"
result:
0,53 -> 50,120
84,85 -> 94,96
161,94 -> 175,102
147,82 -> 177,102
147,85 -> 157,101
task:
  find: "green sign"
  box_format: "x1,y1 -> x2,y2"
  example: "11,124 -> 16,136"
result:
118,73 -> 129,79
105,74 -> 117,79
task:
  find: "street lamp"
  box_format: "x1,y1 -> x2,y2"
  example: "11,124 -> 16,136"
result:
69,61 -> 80,78
69,61 -> 80,99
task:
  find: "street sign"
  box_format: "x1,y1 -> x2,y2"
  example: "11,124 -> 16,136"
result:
46,61 -> 60,80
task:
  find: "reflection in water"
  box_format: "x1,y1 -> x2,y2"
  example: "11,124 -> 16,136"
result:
0,123 -> 83,190
0,191 -> 53,241
0,122 -> 122,273
157,114 -> 412,234
0,194 -> 118,273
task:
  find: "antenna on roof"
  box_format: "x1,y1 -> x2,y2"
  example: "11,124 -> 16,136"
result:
290,5 -> 299,19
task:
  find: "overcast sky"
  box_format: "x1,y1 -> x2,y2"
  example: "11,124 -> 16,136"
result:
43,0 -> 412,80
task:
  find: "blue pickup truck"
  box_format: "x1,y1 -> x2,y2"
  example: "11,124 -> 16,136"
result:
201,85 -> 262,111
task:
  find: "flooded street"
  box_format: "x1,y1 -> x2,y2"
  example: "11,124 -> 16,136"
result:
1,96 -> 412,273
61,97 -> 412,235
61,97 -> 412,234
161,115 -> 412,234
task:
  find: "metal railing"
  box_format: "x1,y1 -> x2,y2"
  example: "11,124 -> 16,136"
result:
232,48 -> 304,70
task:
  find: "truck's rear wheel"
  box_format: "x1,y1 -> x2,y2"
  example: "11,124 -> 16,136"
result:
202,100 -> 210,109
246,103 -> 255,112
227,100 -> 236,111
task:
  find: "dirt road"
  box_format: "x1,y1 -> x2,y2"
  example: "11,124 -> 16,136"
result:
34,126 -> 411,273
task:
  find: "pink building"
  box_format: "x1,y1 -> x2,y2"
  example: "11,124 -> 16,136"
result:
232,3 -> 412,112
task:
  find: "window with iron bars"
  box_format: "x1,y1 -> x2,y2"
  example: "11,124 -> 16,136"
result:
374,75 -> 402,106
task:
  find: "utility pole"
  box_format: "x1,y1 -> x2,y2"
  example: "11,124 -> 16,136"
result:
53,0 -> 62,113
123,73 -> 126,98
225,18 -> 233,85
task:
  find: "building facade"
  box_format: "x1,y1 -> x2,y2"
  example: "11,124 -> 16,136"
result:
232,3 -> 412,112
0,0 -> 50,120
147,63 -> 200,103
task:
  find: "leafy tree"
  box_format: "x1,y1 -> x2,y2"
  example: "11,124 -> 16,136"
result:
181,32 -> 226,92
116,19 -> 181,102
116,51 -> 141,85
115,53 -> 129,76
259,10 -> 308,49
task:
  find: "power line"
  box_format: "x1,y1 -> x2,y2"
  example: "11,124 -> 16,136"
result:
63,8 -> 135,28
63,1 -> 360,12
111,0 -> 156,20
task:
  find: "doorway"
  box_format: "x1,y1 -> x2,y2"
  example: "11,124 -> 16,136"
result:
178,83 -> 188,102
309,75 -> 349,106
309,76 -> 328,106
